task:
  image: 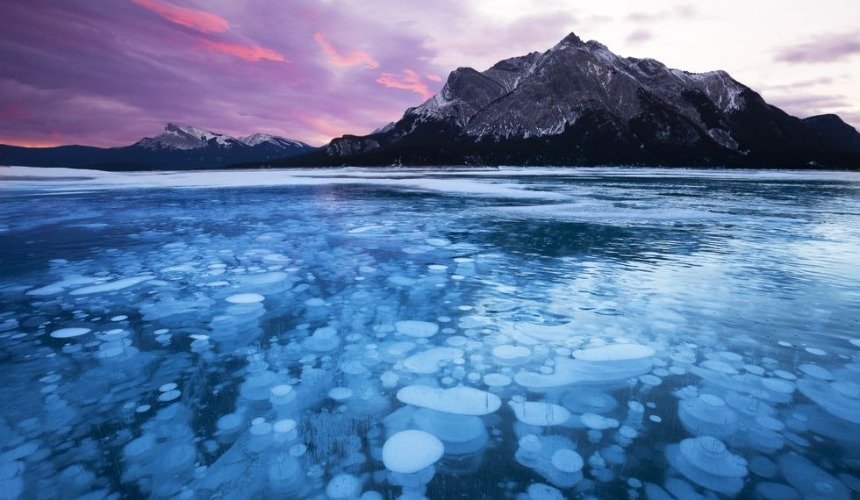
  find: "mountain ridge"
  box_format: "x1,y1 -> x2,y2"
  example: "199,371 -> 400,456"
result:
273,32 -> 860,169
0,124 -> 315,171
3,33 -> 859,170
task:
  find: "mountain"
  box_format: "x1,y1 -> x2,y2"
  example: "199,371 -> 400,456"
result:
272,32 -> 860,168
134,123 -> 246,151
0,124 -> 315,171
802,114 -> 860,153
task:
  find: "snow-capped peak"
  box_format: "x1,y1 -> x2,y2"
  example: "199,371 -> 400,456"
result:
164,123 -> 233,144
401,31 -> 758,143
240,133 -> 308,149
241,133 -> 277,147
136,124 -> 310,151
138,123 -> 236,150
371,122 -> 396,135
553,32 -> 585,50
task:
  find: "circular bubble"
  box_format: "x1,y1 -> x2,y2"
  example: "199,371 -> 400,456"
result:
382,430 -> 444,474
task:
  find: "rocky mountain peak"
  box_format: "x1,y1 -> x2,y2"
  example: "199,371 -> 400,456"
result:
311,32 -> 859,168
2,124 -> 316,169
241,133 -> 310,149
555,31 -> 585,48
137,123 -> 233,150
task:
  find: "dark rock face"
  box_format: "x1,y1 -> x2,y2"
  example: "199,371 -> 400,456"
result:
287,33 -> 860,168
802,114 -> 860,153
0,124 -> 314,171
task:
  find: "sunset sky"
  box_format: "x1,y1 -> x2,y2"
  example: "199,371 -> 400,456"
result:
2,0 -> 859,147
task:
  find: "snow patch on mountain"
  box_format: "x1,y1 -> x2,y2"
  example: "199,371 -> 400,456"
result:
137,123 -> 240,150
371,122 -> 396,135
137,124 -> 309,152
241,133 -> 308,149
406,32 -> 752,146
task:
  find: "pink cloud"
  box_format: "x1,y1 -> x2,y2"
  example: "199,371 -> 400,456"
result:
0,136 -> 64,148
0,1 -> 470,146
426,73 -> 443,82
298,114 -> 352,141
201,40 -> 285,62
376,69 -> 433,99
133,0 -> 229,34
313,32 -> 379,69
0,104 -> 30,121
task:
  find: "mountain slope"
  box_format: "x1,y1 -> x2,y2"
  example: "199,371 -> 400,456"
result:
0,124 -> 315,171
276,33 -> 859,168
802,114 -> 860,153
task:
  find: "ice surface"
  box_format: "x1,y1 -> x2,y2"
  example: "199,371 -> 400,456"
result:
666,436 -> 748,494
326,473 -> 362,498
579,413 -> 619,430
402,347 -> 464,374
514,434 -> 584,488
779,453 -> 850,499
1,167 -> 858,498
225,293 -> 265,304
550,449 -> 583,473
382,430 -> 444,474
0,166 -> 574,200
396,385 -> 501,415
514,344 -> 655,389
412,408 -> 488,454
492,344 -> 531,364
483,373 -> 512,387
26,275 -> 101,296
678,393 -> 737,437
68,275 -> 153,295
49,327 -> 91,339
395,320 -> 439,338
526,483 -> 565,500
509,400 -> 571,426
573,344 -> 655,362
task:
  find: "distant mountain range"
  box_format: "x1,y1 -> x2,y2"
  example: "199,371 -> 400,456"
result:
3,32 -> 860,170
272,32 -> 860,169
0,123 -> 314,170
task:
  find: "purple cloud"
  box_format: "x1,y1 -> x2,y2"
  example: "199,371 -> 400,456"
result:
133,0 -> 230,34
376,69 -> 433,99
839,110 -> 860,125
1,1 -> 856,147
626,4 -> 698,23
0,0 -> 447,146
758,76 -> 835,91
768,93 -> 848,108
775,32 -> 860,64
313,32 -> 379,69
626,29 -> 653,44
766,93 -> 850,119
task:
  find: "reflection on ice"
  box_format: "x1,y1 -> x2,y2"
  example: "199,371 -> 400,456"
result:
1,167 -> 859,498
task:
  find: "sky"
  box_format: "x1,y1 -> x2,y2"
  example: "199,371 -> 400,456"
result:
1,0 -> 858,147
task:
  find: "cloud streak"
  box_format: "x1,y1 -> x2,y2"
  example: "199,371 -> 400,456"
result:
626,29 -> 652,44
775,32 -> 860,64
133,0 -> 229,34
626,4 -> 698,23
376,70 -> 433,99
765,92 -> 853,120
314,33 -> 379,68
0,0 -> 857,146
759,77 -> 836,91
134,0 -> 284,64
201,40 -> 285,62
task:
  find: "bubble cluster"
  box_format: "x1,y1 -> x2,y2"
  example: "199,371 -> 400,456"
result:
1,169 -> 858,498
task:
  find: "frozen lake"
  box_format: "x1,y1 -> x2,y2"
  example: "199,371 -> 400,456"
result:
1,166 -> 859,498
